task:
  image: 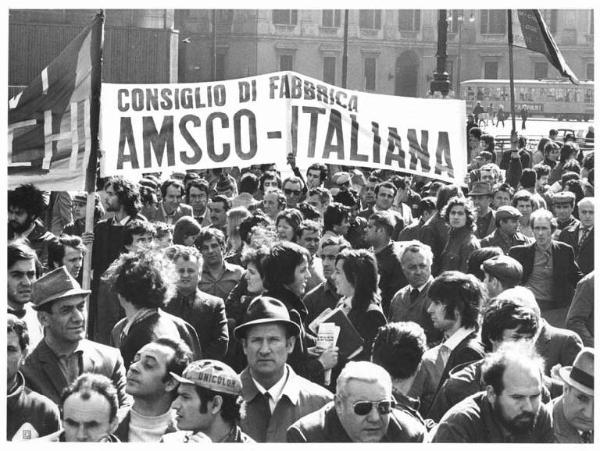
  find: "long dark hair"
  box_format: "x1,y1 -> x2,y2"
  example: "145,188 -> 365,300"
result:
336,249 -> 379,311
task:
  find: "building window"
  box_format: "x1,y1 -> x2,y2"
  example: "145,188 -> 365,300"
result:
359,10 -> 381,30
586,63 -> 594,80
534,62 -> 548,79
364,57 -> 377,90
280,54 -> 294,71
447,10 -> 463,33
541,10 -> 558,34
323,56 -> 336,84
480,10 -> 506,34
322,10 -> 342,27
398,10 -> 420,31
484,61 -> 499,79
273,10 -> 298,26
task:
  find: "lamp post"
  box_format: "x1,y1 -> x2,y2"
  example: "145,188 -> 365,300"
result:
430,10 -> 450,97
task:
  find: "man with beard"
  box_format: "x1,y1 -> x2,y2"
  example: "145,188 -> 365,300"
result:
8,183 -> 58,269
550,348 -> 594,443
186,179 -> 211,225
432,341 -> 553,442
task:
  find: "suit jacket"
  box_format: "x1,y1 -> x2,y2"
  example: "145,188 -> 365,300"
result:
375,242 -> 408,315
165,288 -> 229,360
551,396 -> 592,443
558,223 -> 593,275
535,320 -> 583,376
566,272 -> 594,347
143,202 -> 193,224
22,339 -> 131,414
509,240 -> 582,308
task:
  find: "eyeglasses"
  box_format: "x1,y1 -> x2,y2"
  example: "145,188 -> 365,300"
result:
284,189 -> 301,196
352,399 -> 395,416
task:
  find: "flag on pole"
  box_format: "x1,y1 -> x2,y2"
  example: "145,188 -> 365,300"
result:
8,13 -> 104,190
512,10 -> 579,84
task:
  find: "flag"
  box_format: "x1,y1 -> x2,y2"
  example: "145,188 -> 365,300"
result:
512,10 -> 579,84
8,13 -> 104,190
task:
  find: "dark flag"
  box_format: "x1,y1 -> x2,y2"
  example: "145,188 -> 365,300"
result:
8,13 -> 104,190
512,10 -> 579,84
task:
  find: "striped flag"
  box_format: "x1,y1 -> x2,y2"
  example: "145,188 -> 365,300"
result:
512,10 -> 579,84
8,13 -> 103,190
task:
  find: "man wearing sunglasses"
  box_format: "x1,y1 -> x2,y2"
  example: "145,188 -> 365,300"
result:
282,176 -> 305,208
287,361 -> 424,442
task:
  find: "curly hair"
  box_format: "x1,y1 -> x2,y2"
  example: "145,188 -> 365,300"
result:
8,184 -> 47,218
335,249 -> 380,312
442,196 -> 476,230
275,208 -> 304,241
372,321 -> 427,380
110,250 -> 175,309
105,176 -> 142,217
481,301 -> 539,352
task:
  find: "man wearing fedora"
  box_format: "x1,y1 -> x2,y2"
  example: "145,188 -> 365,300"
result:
21,266 -> 130,418
551,348 -> 594,443
235,296 -> 333,442
166,359 -> 254,443
480,206 -> 533,254
468,181 -> 496,240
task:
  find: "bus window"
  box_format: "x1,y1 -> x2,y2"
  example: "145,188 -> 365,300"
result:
547,88 -> 555,100
585,89 -> 593,103
527,88 -> 534,101
477,88 -> 484,100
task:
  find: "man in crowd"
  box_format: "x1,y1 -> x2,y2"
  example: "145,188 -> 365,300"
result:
186,178 -> 210,225
388,241 -> 441,346
566,271 -> 594,347
480,206 -> 532,254
8,183 -> 58,269
7,241 -> 43,348
262,189 -> 287,222
359,175 -> 380,210
302,235 -> 348,325
235,296 -> 333,442
296,220 -> 325,293
480,254 -> 523,301
322,202 -> 350,240
552,191 -> 580,236
286,361 -> 424,442
7,314 -> 61,441
364,211 -> 407,316
116,338 -> 192,442
305,163 -> 328,189
398,197 -> 436,241
48,234 -> 86,279
509,208 -> 582,327
164,245 -> 229,360
197,227 -> 244,300
551,348 -> 594,443
306,187 -> 331,220
207,195 -> 231,236
232,172 -> 259,209
468,181 -> 495,239
359,181 -> 404,240
168,359 -> 254,442
22,266 -> 130,414
43,373 -> 121,442
558,196 -> 594,275
409,271 -> 485,415
432,342 -> 553,442
282,176 -> 305,208
371,322 -> 428,417
145,179 -> 193,224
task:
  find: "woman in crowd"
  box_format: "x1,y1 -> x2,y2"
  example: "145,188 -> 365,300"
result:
439,196 -> 480,273
275,208 -> 303,242
333,248 -> 387,361
172,216 -> 202,246
224,206 -> 252,265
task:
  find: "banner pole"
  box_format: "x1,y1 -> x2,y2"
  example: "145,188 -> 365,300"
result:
507,10 -> 518,151
82,11 -> 104,299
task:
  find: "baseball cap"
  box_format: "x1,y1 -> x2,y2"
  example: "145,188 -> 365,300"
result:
171,360 -> 242,396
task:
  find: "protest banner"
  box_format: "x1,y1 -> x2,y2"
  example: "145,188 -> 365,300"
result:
8,14 -> 104,191
100,71 -> 467,184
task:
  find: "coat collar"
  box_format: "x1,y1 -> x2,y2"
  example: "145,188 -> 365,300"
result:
240,364 -> 301,406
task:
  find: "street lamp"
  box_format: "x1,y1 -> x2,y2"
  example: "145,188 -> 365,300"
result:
430,10 -> 450,97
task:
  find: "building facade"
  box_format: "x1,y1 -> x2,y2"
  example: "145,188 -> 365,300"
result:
9,9 -> 594,100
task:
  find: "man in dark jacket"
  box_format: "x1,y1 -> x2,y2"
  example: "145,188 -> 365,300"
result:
287,361 -> 424,442
558,197 -> 593,275
509,209 -> 582,327
480,206 -> 533,254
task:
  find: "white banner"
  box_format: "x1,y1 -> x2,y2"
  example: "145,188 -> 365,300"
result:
100,71 -> 467,184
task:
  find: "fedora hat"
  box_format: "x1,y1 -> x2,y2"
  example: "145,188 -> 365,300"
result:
468,181 -> 493,197
559,347 -> 594,396
32,266 -> 91,310
234,296 -> 300,340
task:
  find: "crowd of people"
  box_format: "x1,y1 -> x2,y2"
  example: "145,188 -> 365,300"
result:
6,126 -> 594,442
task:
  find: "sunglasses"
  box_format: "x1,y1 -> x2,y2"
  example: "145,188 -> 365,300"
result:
352,399 -> 395,416
284,189 -> 301,196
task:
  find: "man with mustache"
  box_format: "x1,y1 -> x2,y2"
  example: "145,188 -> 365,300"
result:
432,341 -> 553,442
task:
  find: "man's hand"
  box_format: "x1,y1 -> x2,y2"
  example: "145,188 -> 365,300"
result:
81,231 -> 94,246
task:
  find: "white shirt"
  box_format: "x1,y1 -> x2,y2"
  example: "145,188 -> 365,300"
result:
251,366 -> 289,413
129,408 -> 174,442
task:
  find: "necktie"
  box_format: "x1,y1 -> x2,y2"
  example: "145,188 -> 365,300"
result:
8,308 -> 26,319
580,430 -> 592,443
579,227 -> 590,247
262,391 -> 272,419
409,288 -> 420,303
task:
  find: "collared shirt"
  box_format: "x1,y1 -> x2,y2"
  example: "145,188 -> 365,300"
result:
444,326 -> 476,353
526,244 -> 554,303
251,366 -> 289,413
199,261 -> 244,299
118,215 -> 131,226
46,340 -> 85,385
118,308 -> 157,346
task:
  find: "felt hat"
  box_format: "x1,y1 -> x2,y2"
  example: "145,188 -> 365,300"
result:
559,348 -> 594,396
31,266 -> 91,310
234,296 -> 300,340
